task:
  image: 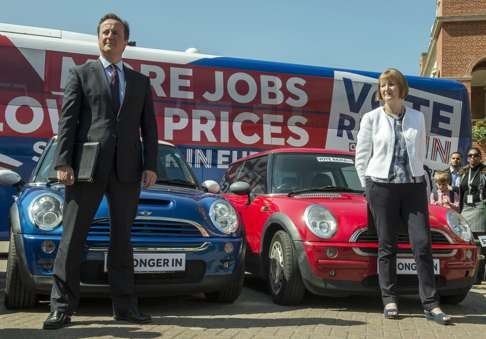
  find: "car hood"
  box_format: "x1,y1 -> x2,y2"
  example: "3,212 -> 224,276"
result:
268,192 -> 451,241
19,184 -> 221,233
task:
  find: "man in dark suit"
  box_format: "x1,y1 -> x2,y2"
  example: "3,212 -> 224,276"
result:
43,13 -> 158,329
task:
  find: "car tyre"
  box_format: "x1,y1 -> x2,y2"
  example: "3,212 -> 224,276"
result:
440,289 -> 470,305
267,230 -> 305,305
4,233 -> 37,309
205,258 -> 244,303
474,260 -> 485,284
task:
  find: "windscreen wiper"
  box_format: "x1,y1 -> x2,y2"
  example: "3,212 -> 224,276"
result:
155,178 -> 197,188
288,186 -> 363,197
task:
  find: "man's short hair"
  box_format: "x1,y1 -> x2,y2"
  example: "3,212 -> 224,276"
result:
451,151 -> 462,159
97,13 -> 130,41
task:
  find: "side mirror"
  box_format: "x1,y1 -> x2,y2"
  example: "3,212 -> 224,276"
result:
229,181 -> 250,195
201,180 -> 221,194
0,169 -> 22,186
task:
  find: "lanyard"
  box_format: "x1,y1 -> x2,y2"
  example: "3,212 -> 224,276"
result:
468,166 -> 480,191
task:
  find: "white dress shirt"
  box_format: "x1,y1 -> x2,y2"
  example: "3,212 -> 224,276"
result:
99,55 -> 126,104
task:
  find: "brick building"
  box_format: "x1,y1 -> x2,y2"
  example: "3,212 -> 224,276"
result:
420,0 -> 486,120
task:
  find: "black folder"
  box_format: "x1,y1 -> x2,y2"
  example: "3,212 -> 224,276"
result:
72,142 -> 100,182
48,142 -> 100,183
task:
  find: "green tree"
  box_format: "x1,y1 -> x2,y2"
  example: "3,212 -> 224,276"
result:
472,120 -> 486,145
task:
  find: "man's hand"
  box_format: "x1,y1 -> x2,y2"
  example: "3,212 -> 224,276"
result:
57,166 -> 75,186
142,170 -> 157,188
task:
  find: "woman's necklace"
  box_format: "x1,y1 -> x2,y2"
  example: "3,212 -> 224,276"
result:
384,105 -> 405,119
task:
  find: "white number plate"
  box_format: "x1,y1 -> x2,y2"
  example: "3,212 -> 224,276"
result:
104,253 -> 186,273
478,235 -> 486,247
396,258 -> 440,275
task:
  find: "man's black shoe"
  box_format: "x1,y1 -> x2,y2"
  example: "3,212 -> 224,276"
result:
43,311 -> 71,330
114,309 -> 152,324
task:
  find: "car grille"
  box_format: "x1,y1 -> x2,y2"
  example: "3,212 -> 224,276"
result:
88,218 -> 206,238
362,275 -> 447,289
80,260 -> 206,285
351,228 -> 454,256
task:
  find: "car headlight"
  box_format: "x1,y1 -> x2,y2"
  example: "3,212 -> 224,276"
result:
209,200 -> 238,234
304,205 -> 337,238
28,193 -> 63,230
446,209 -> 472,242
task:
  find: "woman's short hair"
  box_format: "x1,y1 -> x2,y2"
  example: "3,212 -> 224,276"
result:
433,171 -> 450,184
376,68 -> 409,101
468,147 -> 482,156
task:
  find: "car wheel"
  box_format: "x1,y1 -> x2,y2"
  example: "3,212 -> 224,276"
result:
267,230 -> 305,305
440,289 -> 470,305
474,260 -> 485,284
205,258 -> 244,303
4,232 -> 37,309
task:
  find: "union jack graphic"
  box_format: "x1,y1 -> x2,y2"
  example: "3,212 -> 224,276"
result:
0,153 -> 22,170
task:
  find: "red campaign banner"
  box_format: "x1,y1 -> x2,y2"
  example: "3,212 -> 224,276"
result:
45,51 -> 333,111
0,46 -> 333,143
155,105 -> 329,149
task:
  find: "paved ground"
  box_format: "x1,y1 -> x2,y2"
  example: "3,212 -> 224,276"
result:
0,259 -> 485,339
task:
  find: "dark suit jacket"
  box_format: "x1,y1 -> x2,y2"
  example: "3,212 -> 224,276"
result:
55,60 -> 158,183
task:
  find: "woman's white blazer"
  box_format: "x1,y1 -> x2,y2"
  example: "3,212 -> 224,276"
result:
355,106 -> 426,187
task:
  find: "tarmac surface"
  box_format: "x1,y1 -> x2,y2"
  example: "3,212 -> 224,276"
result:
0,258 -> 485,339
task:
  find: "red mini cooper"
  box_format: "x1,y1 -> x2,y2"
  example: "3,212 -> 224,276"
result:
222,148 -> 478,305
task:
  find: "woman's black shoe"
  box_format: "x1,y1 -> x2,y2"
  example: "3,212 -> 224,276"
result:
42,311 -> 71,330
424,310 -> 452,325
384,307 -> 399,319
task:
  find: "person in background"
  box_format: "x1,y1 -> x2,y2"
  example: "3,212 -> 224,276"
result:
355,68 -> 451,325
459,147 -> 486,284
445,151 -> 463,193
430,171 -> 460,212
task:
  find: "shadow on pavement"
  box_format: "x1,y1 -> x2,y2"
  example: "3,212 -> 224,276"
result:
0,326 -> 160,339
244,274 -> 486,325
74,316 -> 365,328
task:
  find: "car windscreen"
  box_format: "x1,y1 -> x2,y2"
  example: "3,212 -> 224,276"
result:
33,142 -> 198,187
271,153 -> 364,194
155,145 -> 198,187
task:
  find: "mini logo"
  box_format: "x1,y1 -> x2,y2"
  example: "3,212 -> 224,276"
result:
139,210 -> 152,216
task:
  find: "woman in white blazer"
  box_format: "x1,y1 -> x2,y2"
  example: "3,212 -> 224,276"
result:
355,68 -> 451,325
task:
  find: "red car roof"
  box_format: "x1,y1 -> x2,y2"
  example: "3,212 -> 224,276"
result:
232,148 -> 354,165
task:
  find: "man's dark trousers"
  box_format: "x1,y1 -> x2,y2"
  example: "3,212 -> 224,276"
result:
367,181 -> 439,311
50,158 -> 141,314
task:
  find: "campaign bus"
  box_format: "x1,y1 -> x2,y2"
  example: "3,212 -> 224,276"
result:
0,23 -> 471,241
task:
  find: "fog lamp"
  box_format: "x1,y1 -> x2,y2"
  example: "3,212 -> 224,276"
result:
224,242 -> 234,254
41,240 -> 56,254
326,247 -> 338,258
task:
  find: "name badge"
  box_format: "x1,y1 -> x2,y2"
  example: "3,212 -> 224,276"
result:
467,194 -> 474,204
479,235 -> 486,248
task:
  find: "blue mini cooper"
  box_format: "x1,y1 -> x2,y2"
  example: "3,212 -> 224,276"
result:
0,138 -> 245,308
